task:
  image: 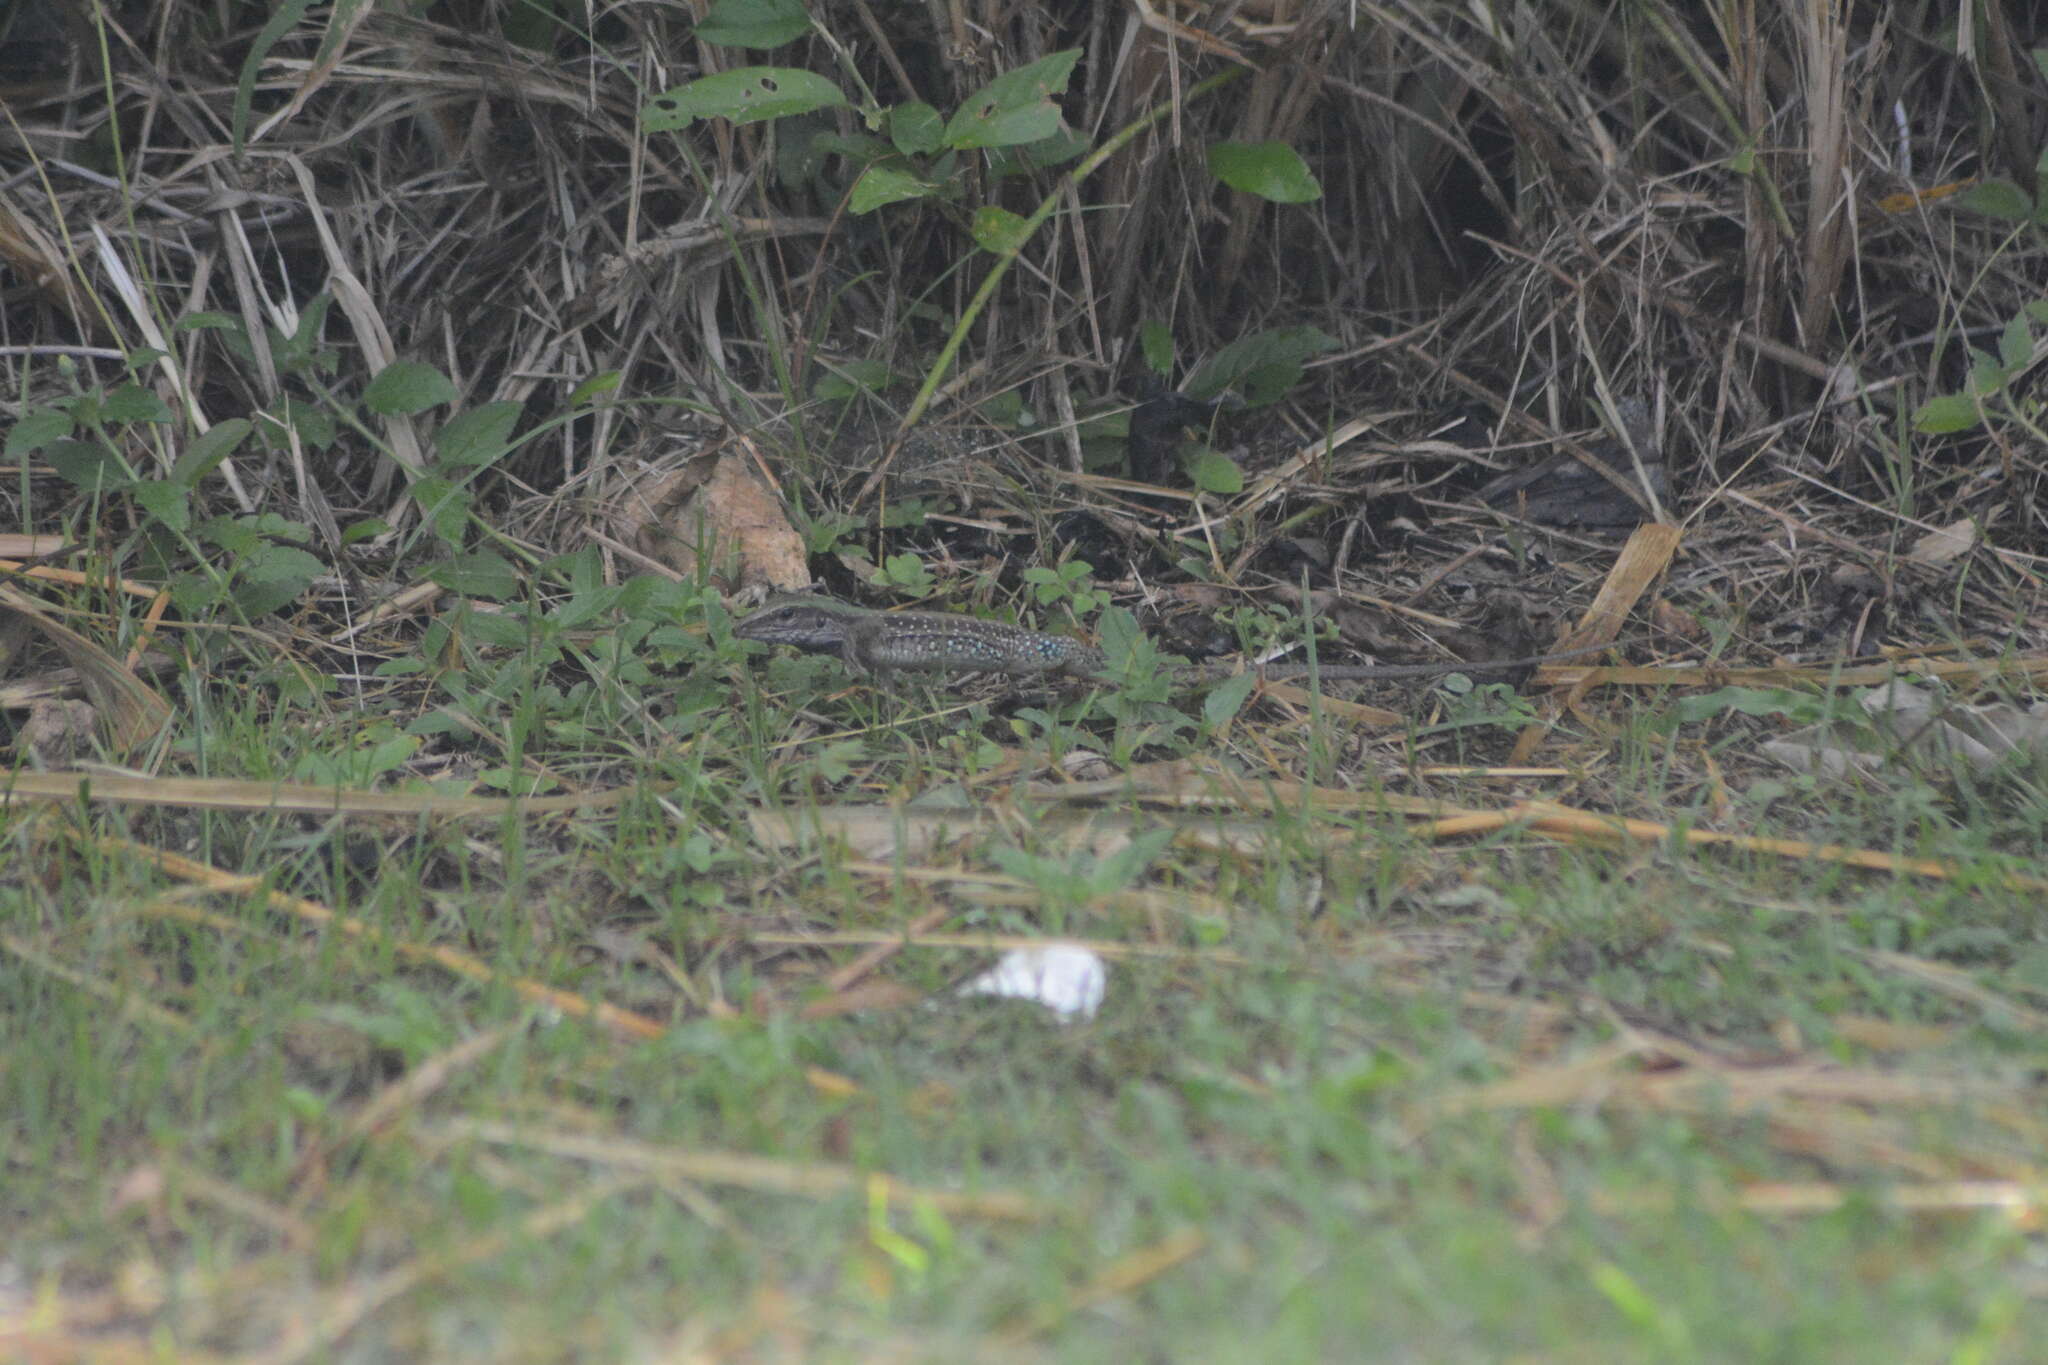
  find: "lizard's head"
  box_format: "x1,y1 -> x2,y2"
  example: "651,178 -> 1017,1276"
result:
733,598 -> 852,654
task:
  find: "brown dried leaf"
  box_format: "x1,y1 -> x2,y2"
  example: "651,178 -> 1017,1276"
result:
21,698 -> 97,767
626,453 -> 809,591
1906,517 -> 1976,566
0,587 -> 172,758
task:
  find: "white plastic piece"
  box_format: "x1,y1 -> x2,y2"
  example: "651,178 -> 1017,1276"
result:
956,944 -> 1107,1021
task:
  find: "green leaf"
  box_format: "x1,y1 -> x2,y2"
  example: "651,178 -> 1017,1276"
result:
501,0 -> 568,50
1139,322 -> 1175,376
131,481 -> 191,533
1588,1262 -> 1687,1351
233,0 -> 315,155
1999,315 -> 2035,371
1965,352 -> 2008,397
247,512 -> 312,544
293,399 -> 339,448
459,608 -> 530,649
977,390 -> 1031,427
1671,685 -> 1827,725
45,439 -> 129,488
434,401 -> 522,469
813,358 -> 896,399
198,515 -> 259,557
551,586 -> 619,630
364,362 -> 457,415
428,552 -> 522,600
694,0 -> 810,49
811,130 -> 893,165
878,498 -> 934,530
643,68 -> 848,131
889,102 -> 944,156
796,738 -> 862,785
169,571 -> 224,614
2013,941 -> 2048,995
1959,179 -> 2032,221
1207,140 -> 1322,203
103,383 -> 173,424
984,125 -> 1089,179
970,205 -> 1031,255
172,418 -> 250,486
270,292 -> 334,378
1911,393 -> 1982,434
234,544 -> 324,616
410,475 -> 473,543
1183,326 -> 1339,406
849,162 -> 935,213
1188,449 -> 1243,494
341,519 -> 390,546
6,408 -> 73,457
463,609 -> 530,648
568,371 -> 621,405
776,117 -> 838,187
1096,606 -> 1145,659
173,312 -> 245,334
547,543 -> 605,592
943,50 -> 1081,150
1202,669 -> 1257,728
874,552 -> 934,593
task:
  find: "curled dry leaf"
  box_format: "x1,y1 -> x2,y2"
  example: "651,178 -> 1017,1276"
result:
0,586 -> 172,759
1764,679 -> 2048,780
1650,598 -> 1707,643
22,698 -> 98,767
620,452 -> 810,592
1906,518 -> 1976,566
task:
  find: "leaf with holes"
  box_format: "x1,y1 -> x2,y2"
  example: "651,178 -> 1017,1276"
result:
643,68 -> 847,131
943,50 -> 1080,150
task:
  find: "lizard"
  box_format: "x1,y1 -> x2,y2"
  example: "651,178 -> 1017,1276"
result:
732,595 -> 1614,686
